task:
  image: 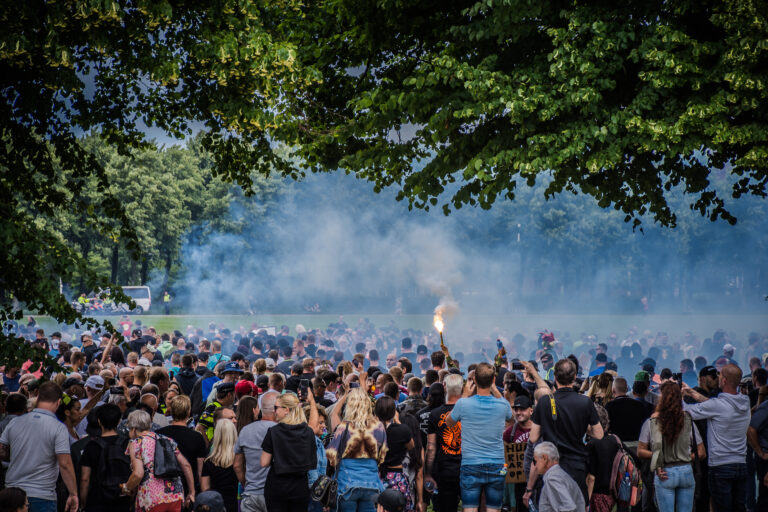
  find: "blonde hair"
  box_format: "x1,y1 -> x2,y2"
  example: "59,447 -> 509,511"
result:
253,359 -> 267,375
587,372 -> 614,404
277,393 -> 306,425
343,388 -> 375,430
168,395 -> 191,421
206,419 -> 237,468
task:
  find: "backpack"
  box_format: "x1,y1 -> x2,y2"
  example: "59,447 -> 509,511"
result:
94,437 -> 132,501
608,434 -> 643,505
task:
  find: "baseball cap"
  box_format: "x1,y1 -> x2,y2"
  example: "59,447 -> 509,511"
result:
513,396 -> 533,409
217,382 -> 235,395
137,357 -> 152,367
85,375 -> 105,390
416,345 -> 428,355
235,380 -> 254,396
638,358 -> 656,367
723,343 -> 736,353
194,490 -> 225,512
222,361 -> 243,374
634,371 -> 650,383
699,365 -> 718,378
377,488 -> 406,512
264,357 -> 276,369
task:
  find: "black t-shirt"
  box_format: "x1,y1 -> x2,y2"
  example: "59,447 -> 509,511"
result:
587,435 -> 622,494
604,396 -> 651,442
202,460 -> 239,512
532,388 -> 599,467
382,423 -> 413,471
80,435 -> 131,511
82,344 -> 99,365
156,425 -> 208,492
262,426 -> 312,500
427,404 -> 461,476
416,406 -> 433,447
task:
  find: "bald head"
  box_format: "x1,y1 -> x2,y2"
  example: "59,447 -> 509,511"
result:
140,393 -> 158,413
720,364 -> 742,390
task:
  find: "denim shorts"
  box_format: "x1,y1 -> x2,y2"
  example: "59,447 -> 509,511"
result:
460,463 -> 506,509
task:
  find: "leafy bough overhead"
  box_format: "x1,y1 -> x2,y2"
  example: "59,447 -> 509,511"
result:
1,0 -> 766,365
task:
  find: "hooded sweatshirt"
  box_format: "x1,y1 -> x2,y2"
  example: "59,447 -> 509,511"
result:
265,422 -> 318,476
175,367 -> 199,396
684,391 -> 751,466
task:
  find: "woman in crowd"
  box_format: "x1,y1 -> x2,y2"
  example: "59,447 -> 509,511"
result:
234,395 -> 259,434
638,381 -> 706,512
260,392 -> 318,512
401,412 -> 425,512
586,404 -> 621,512
327,386 -> 387,512
375,396 -> 415,511
56,392 -> 85,444
121,410 -> 196,512
304,402 -> 329,512
201,420 -> 239,512
586,372 -> 614,406
0,487 -> 27,512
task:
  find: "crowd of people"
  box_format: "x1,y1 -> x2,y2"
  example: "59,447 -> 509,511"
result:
0,315 -> 767,512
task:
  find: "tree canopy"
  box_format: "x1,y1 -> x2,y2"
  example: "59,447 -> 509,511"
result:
1,1 -> 766,364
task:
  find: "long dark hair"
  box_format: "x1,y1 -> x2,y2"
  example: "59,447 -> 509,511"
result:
401,412 -> 423,471
656,381 -> 684,441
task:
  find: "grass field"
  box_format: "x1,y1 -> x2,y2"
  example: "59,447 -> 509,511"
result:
31,312 -> 768,345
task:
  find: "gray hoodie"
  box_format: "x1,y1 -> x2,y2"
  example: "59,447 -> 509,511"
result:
684,392 -> 751,466
539,464 -> 585,512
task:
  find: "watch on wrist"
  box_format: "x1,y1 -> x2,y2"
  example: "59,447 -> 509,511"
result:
526,488 -> 533,493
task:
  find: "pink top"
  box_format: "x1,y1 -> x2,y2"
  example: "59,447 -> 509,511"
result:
127,433 -> 184,511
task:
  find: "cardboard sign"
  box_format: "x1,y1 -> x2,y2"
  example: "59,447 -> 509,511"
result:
504,442 -> 527,484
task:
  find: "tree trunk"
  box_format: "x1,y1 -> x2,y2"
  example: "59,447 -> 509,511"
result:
140,258 -> 149,285
110,243 -> 119,284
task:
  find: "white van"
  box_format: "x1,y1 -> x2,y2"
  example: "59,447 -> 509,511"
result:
121,286 -> 152,314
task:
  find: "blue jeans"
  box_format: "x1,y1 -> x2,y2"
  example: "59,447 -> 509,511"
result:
708,463 -> 747,512
336,488 -> 378,512
28,498 -> 57,512
459,463 -> 505,510
654,464 -> 695,512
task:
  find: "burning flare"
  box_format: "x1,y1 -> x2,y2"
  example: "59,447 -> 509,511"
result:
433,314 -> 444,333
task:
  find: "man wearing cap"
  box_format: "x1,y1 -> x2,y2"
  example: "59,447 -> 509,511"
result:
539,352 -> 555,381
206,362 -> 243,406
75,376 -> 105,437
197,381 -> 236,444
695,365 -> 722,398
501,395 -> 534,511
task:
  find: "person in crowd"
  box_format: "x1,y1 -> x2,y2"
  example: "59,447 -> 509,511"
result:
121,409 -> 196,512
234,391 -> 278,512
683,364 -> 751,512
604,376 -> 651,445
417,383 -> 445,448
198,382 -> 236,443
425,373 -> 463,512
398,377 -> 427,417
376,396 -> 415,511
501,394 -> 533,512
234,395 -> 260,434
0,393 -> 27,436
0,487 -> 29,512
175,355 -> 199,396
327,387 -> 387,512
57,392 -> 87,444
748,390 -> 768,509
445,362 -> 512,512
527,358 -> 603,506
638,381 -> 705,511
260,392 -> 318,512
201,420 -> 239,512
535,441 -> 586,512
586,404 -> 622,512
79,404 -> 132,512
157,395 -> 207,495
0,382 -> 79,512
304,402 -> 328,512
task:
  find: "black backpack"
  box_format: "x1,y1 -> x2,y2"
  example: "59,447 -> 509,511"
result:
94,436 -> 132,501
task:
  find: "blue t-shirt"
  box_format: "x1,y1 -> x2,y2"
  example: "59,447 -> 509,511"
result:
450,394 -> 512,465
